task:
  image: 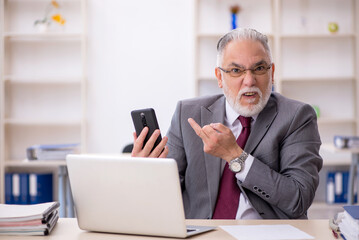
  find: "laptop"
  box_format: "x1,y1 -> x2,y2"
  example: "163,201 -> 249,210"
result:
66,154 -> 215,238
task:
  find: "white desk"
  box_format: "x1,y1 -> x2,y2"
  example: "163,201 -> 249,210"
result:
0,218 -> 336,240
322,144 -> 359,204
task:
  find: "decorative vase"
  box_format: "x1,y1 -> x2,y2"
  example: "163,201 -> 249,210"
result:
231,13 -> 237,30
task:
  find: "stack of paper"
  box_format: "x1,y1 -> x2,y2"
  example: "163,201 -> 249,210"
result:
26,143 -> 79,161
0,202 -> 60,236
338,205 -> 359,240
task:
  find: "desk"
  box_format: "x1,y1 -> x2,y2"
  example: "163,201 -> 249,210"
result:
322,143 -> 359,204
0,218 -> 336,240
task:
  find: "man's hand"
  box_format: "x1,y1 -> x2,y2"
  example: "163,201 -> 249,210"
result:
188,118 -> 242,162
131,127 -> 169,158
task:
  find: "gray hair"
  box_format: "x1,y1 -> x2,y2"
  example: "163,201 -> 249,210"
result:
216,28 -> 272,66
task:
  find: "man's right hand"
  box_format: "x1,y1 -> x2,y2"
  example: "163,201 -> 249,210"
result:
131,127 -> 169,158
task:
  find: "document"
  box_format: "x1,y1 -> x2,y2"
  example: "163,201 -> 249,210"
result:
220,224 -> 314,240
0,202 -> 60,236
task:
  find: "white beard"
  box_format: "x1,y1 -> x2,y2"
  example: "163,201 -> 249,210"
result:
222,80 -> 272,117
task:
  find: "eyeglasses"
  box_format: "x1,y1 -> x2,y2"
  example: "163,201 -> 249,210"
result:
218,64 -> 272,78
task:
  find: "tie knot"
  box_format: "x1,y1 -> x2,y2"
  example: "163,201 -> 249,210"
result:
238,116 -> 251,128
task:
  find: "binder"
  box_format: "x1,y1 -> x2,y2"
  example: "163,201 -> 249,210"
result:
12,174 -> 21,205
29,173 -> 53,204
5,173 -> 13,204
19,174 -> 30,204
326,171 -> 357,204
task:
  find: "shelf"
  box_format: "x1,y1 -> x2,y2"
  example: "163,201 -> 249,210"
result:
197,32 -> 274,39
4,119 -> 82,126
308,202 -> 344,219
310,202 -> 345,209
5,0 -> 80,2
198,76 -> 216,81
281,77 -> 354,82
4,76 -> 82,85
3,32 -> 83,41
317,118 -> 357,124
4,160 -> 67,168
321,143 -> 359,154
322,157 -> 351,166
280,33 -> 356,39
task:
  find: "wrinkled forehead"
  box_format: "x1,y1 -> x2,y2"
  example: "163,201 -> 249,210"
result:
222,40 -> 271,66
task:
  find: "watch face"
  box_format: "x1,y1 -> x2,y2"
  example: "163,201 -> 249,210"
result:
231,161 -> 242,172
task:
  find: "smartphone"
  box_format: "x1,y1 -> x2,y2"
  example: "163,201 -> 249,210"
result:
131,108 -> 162,151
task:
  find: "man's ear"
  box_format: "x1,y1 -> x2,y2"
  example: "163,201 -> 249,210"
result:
271,63 -> 275,84
215,67 -> 223,88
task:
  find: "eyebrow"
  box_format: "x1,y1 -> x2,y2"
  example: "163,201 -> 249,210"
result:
228,60 -> 269,69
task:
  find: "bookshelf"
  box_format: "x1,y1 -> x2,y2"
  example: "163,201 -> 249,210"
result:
0,0 -> 87,205
194,0 -> 359,163
194,0 -> 359,211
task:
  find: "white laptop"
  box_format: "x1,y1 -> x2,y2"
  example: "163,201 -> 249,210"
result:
66,154 -> 215,238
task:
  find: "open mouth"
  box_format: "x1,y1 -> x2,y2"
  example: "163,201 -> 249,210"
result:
243,92 -> 257,97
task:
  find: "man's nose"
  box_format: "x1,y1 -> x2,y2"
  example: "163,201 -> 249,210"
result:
242,70 -> 256,86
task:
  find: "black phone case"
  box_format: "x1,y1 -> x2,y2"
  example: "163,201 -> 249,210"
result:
131,108 -> 162,151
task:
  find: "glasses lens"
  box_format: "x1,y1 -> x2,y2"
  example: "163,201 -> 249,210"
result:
254,65 -> 270,75
229,68 -> 244,78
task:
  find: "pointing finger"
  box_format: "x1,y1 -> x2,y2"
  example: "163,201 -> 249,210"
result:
188,118 -> 202,136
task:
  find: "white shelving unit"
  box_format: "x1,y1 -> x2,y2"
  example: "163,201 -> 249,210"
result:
0,0 -> 87,204
194,0 -> 275,96
277,0 -> 359,166
194,0 -> 359,213
194,0 -> 359,163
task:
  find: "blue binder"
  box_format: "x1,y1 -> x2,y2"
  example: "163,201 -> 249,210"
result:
12,173 -> 21,204
29,173 -> 53,204
19,173 -> 30,204
5,173 -> 13,204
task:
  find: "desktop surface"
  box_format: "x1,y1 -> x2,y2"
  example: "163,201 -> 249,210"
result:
0,218 -> 336,240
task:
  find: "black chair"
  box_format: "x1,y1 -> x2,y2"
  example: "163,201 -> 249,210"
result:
122,143 -> 133,153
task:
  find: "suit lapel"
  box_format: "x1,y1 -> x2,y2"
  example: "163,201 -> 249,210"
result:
245,96 -> 278,154
201,96 -> 226,213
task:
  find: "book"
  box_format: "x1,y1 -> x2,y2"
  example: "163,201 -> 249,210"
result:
26,143 -> 79,161
0,203 -> 59,236
0,210 -> 59,236
0,202 -> 59,222
338,205 -> 359,240
334,135 -> 359,149
343,205 -> 359,220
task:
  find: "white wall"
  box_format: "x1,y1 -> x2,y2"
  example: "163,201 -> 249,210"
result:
86,0 -> 195,153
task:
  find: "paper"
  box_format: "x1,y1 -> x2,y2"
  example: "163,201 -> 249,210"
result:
220,224 -> 314,240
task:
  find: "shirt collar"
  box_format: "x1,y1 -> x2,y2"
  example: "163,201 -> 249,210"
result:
225,100 -> 258,126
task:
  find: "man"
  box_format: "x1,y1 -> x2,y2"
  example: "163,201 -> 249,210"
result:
132,28 -> 323,219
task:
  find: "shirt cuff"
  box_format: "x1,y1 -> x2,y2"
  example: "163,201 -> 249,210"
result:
235,154 -> 254,182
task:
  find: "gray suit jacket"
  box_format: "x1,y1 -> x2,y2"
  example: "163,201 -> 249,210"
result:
166,92 -> 323,219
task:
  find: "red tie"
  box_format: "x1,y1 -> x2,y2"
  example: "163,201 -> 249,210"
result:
212,116 -> 251,219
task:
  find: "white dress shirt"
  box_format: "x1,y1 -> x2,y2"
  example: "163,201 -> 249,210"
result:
224,100 -> 262,219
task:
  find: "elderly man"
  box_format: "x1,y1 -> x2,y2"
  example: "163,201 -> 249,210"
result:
132,28 -> 323,220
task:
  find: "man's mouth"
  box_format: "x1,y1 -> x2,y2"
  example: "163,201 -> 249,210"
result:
243,92 -> 257,97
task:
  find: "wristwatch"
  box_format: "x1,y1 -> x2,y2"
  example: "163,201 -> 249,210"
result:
229,151 -> 248,173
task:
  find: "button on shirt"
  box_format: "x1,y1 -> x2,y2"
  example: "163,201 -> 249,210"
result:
224,100 -> 262,219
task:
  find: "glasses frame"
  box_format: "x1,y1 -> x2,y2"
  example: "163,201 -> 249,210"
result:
218,64 -> 272,78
